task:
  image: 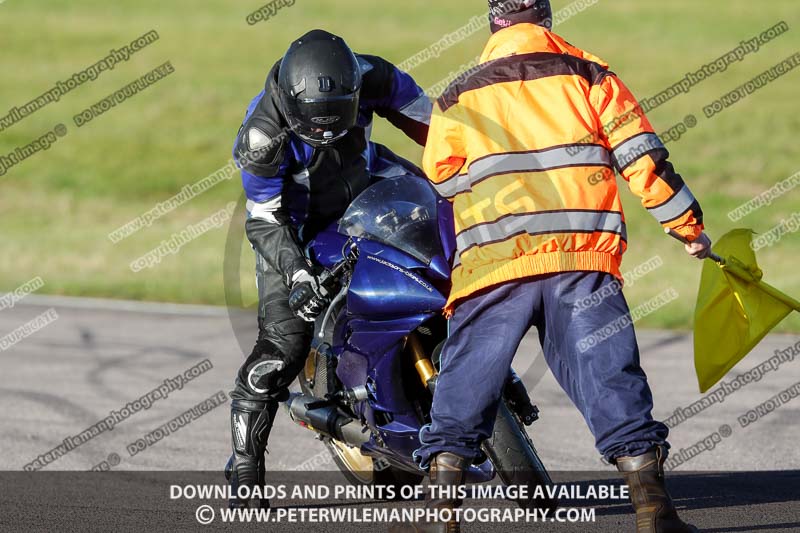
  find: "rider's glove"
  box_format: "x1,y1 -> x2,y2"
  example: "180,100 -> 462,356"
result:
287,260 -> 329,322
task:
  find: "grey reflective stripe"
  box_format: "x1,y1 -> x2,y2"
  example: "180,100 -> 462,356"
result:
455,210 -> 627,256
432,173 -> 470,198
468,145 -> 612,184
398,94 -> 433,125
647,186 -> 697,223
611,133 -> 665,171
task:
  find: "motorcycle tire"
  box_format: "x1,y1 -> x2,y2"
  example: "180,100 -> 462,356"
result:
481,400 -> 558,512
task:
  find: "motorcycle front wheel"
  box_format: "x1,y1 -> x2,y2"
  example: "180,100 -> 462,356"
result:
481,400 -> 558,512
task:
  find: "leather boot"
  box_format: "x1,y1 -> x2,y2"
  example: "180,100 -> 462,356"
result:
616,446 -> 699,533
390,452 -> 467,533
224,398 -> 277,508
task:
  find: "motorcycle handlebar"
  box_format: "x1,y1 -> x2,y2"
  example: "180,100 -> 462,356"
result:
317,241 -> 358,295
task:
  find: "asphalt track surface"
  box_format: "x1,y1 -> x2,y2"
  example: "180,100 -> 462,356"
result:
0,295 -> 798,532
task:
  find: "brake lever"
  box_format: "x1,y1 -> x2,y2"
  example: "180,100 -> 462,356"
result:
315,241 -> 357,338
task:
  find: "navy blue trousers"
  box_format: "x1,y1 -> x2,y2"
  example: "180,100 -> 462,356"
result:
414,271 -> 669,468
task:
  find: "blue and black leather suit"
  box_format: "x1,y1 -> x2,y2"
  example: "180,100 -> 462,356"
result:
230,54 -> 431,405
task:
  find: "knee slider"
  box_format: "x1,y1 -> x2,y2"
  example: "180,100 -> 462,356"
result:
245,339 -> 299,397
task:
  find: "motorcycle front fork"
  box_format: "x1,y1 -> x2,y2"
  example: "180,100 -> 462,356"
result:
405,332 -> 539,426
406,332 -> 438,392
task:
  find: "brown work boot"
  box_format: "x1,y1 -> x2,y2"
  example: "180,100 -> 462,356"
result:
616,447 -> 699,533
389,452 -> 467,533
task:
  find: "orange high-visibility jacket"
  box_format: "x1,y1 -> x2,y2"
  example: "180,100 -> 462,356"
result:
424,23 -> 704,314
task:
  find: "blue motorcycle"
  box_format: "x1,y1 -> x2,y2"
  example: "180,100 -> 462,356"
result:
285,174 -> 554,509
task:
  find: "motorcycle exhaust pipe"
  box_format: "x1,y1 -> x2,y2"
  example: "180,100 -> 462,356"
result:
284,393 -> 370,446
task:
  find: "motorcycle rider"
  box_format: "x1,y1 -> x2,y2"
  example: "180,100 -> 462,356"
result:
398,1 -> 708,532
226,29 -> 431,507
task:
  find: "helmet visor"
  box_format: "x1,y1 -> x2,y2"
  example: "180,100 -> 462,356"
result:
280,92 -> 360,146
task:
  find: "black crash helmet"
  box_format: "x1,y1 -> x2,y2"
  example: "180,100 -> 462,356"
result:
277,29 -> 362,147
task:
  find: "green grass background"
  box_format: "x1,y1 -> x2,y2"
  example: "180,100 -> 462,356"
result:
1,0 -> 798,331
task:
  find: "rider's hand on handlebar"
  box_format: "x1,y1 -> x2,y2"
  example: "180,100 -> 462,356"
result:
288,283 -> 329,322
288,265 -> 330,322
685,231 -> 713,260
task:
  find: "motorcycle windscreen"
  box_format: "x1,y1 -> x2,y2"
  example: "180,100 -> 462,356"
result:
338,175 -> 444,266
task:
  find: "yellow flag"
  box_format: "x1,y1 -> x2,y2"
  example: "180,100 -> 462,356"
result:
694,229 -> 794,392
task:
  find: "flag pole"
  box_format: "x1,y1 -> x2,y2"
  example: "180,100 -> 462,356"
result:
664,228 -> 800,312
750,279 -> 800,312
